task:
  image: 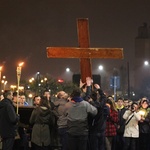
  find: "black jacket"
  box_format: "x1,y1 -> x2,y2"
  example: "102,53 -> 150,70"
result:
88,89 -> 110,133
117,107 -> 126,134
0,98 -> 19,138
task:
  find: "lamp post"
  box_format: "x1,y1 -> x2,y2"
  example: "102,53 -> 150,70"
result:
113,68 -> 119,101
98,65 -> 104,88
127,62 -> 130,99
1,76 -> 7,92
3,81 -> 7,91
16,62 -> 24,114
0,66 -> 3,92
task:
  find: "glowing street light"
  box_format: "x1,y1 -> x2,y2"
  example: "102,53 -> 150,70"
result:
1,75 -> 7,92
10,85 -> 17,92
144,60 -> 149,66
29,79 -> 32,83
37,71 -> 40,75
28,93 -> 33,98
98,65 -> 104,71
29,77 -> 34,83
1,80 -> 7,92
66,68 -> 70,72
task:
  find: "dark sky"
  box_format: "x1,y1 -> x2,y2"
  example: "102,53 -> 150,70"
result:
0,0 -> 150,85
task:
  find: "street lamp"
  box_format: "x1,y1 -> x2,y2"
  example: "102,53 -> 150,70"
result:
16,62 -> 24,114
29,77 -> 34,83
66,68 -> 70,72
3,81 -> 7,91
144,60 -> 149,66
98,65 -> 103,71
10,85 -> 17,92
1,80 -> 7,92
1,76 -> 7,92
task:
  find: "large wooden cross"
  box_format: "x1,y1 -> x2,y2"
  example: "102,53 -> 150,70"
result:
46,18 -> 123,83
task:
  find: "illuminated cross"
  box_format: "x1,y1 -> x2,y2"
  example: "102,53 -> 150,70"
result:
46,18 -> 123,82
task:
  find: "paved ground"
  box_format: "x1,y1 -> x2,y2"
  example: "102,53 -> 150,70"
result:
0,143 -> 61,150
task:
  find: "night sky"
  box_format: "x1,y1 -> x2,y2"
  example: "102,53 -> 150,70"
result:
0,0 -> 150,85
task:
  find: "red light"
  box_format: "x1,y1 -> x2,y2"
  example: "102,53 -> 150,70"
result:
58,79 -> 64,83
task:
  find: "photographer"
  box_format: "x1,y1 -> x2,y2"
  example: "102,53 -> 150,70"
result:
123,102 -> 141,150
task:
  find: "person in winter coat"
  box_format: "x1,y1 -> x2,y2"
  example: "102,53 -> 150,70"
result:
123,102 -> 141,150
65,88 -> 97,150
30,96 -> 53,150
115,98 -> 127,150
105,98 -> 118,150
88,84 -> 110,150
138,99 -> 150,150
53,91 -> 69,150
0,90 -> 19,150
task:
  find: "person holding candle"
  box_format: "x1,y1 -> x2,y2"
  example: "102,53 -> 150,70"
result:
138,98 -> 150,150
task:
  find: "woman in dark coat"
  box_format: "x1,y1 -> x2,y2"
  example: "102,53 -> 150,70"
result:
30,96 -> 53,150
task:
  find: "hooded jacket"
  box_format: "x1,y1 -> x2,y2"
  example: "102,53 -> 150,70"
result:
0,98 -> 19,138
30,106 -> 53,146
65,97 -> 97,135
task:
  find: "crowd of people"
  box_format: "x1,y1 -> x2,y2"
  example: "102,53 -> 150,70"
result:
0,77 -> 150,150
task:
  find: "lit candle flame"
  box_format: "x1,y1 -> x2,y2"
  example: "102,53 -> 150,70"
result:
139,110 -> 145,116
19,62 -> 24,67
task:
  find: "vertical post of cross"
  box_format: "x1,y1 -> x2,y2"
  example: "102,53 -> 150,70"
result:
77,18 -> 92,83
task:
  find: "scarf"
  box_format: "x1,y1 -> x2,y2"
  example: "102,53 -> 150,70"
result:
72,97 -> 83,102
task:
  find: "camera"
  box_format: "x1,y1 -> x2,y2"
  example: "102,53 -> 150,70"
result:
130,102 -> 138,112
131,104 -> 134,111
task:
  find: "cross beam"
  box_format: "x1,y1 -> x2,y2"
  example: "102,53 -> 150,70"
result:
47,47 -> 123,58
47,18 -> 123,82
